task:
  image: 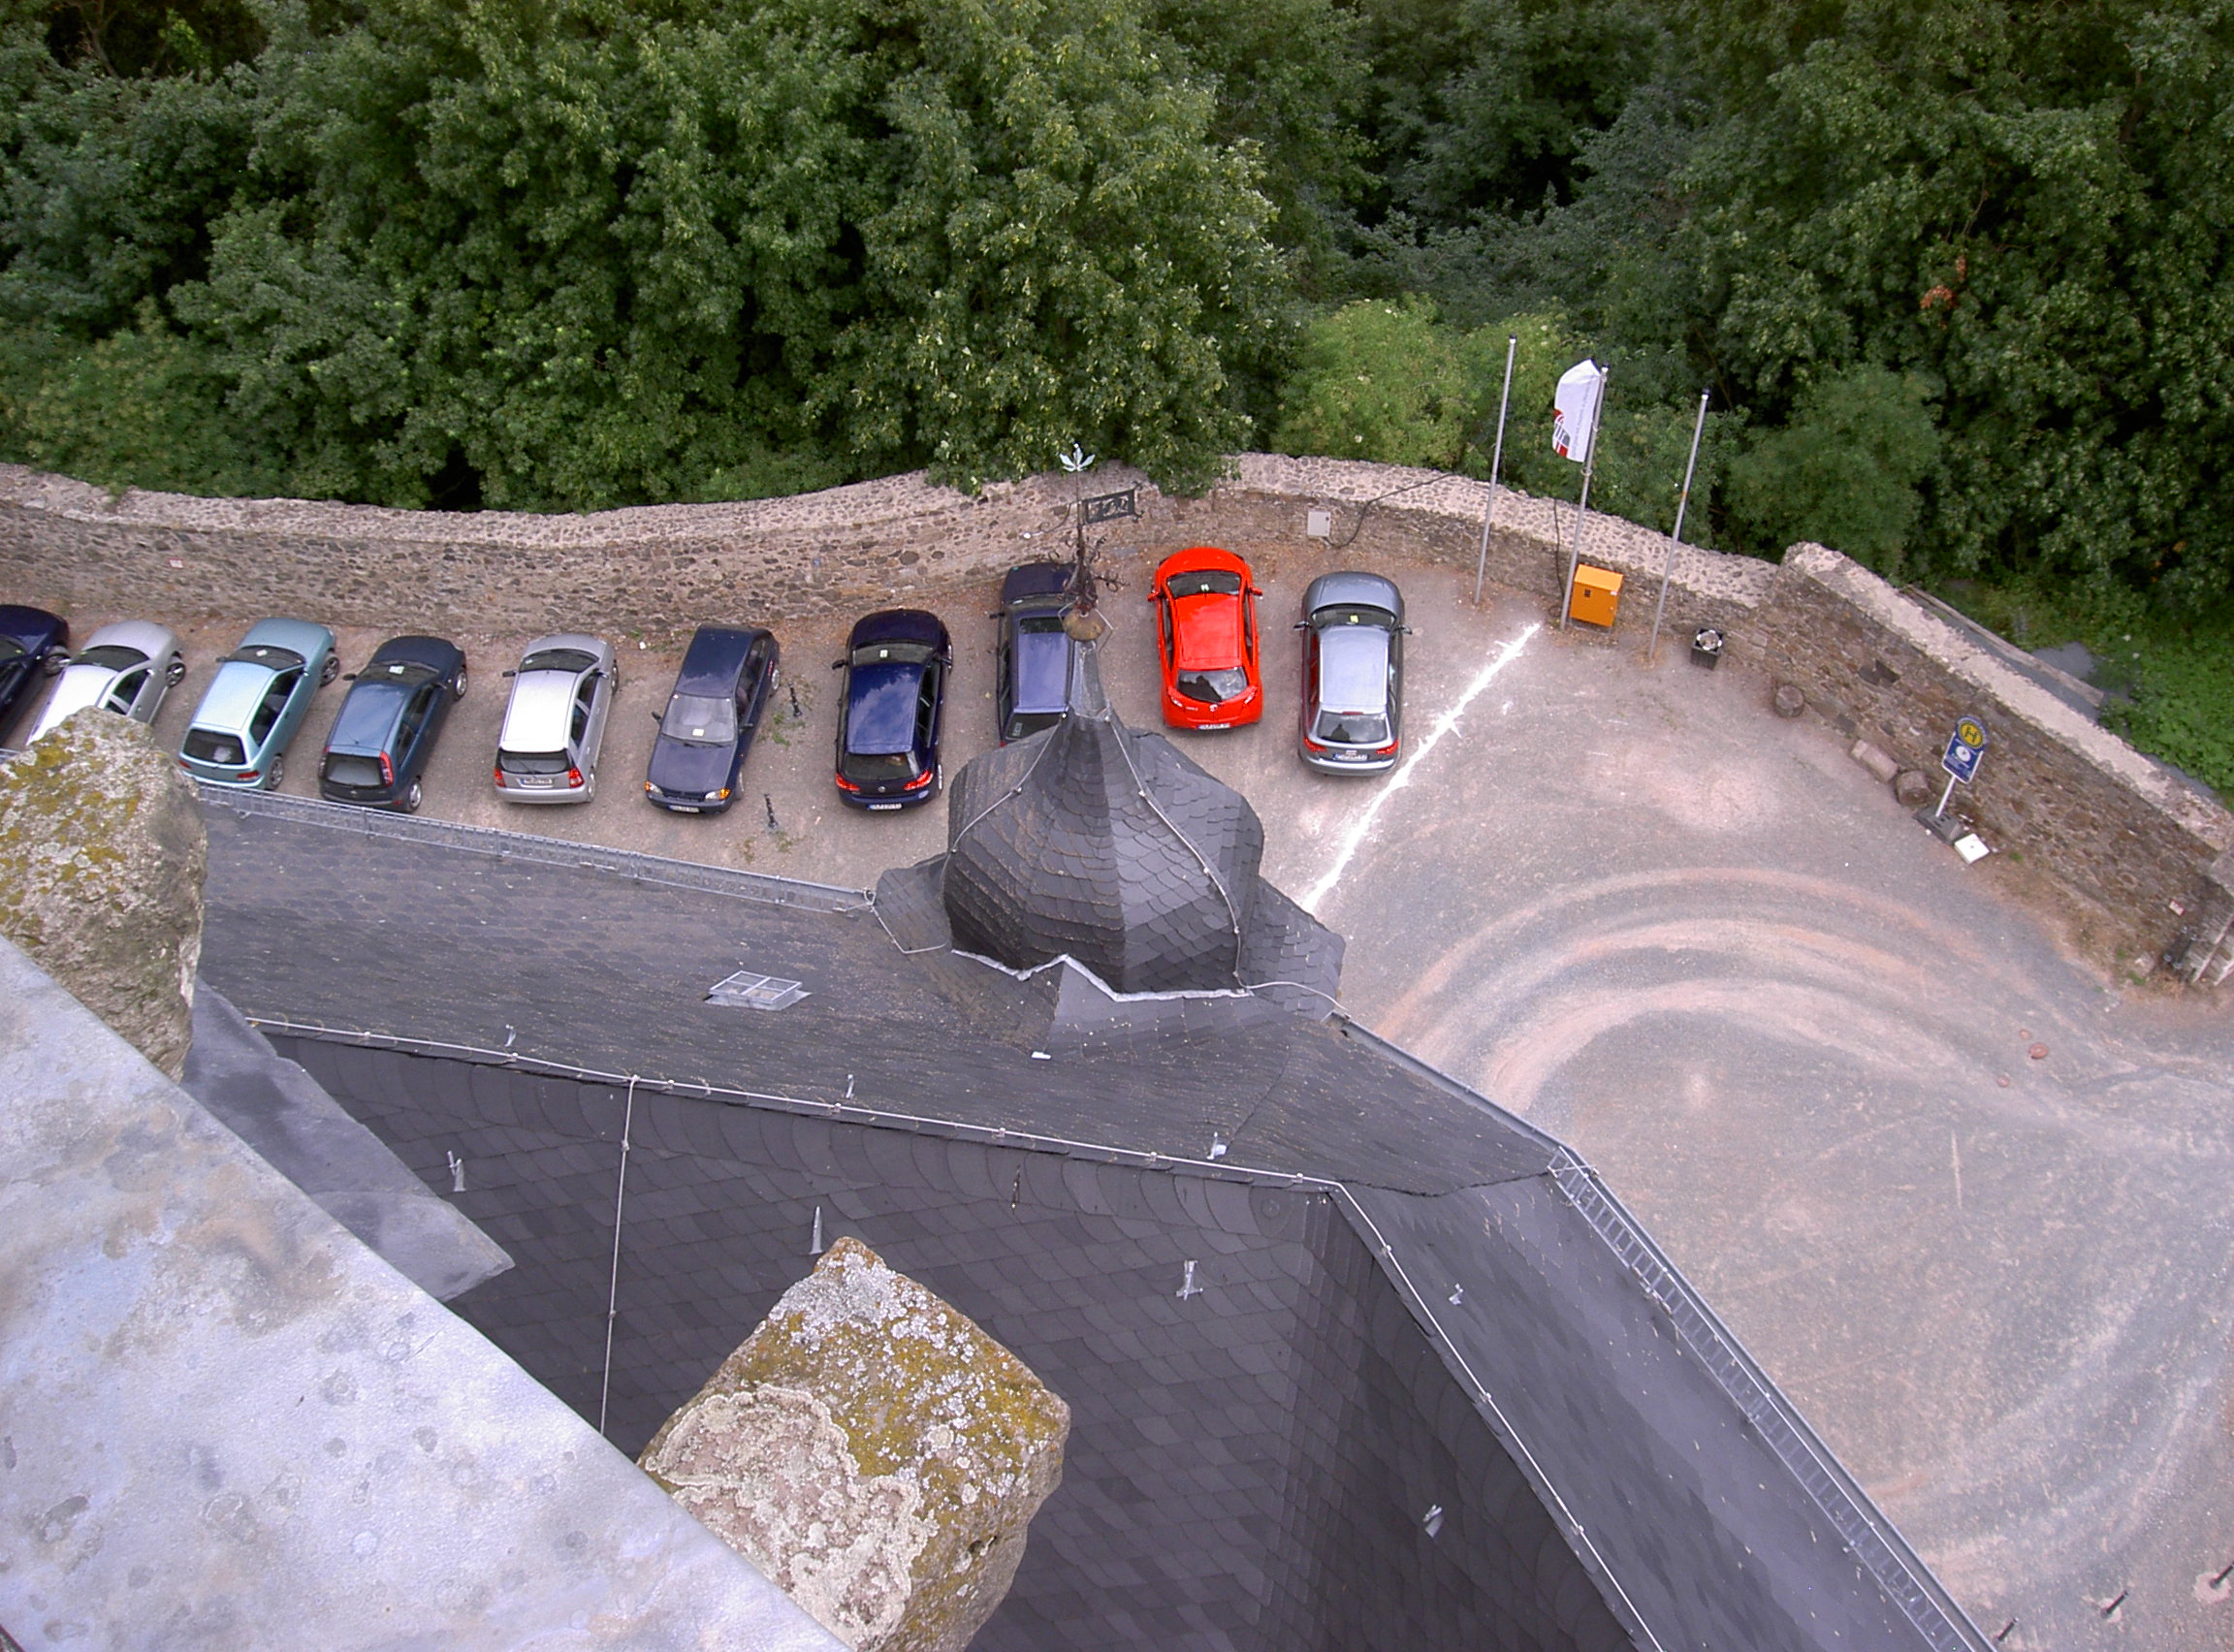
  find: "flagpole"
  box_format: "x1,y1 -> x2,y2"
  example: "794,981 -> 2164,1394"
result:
1473,334 -> 1517,606
1558,363 -> 1609,631
1647,391 -> 1710,666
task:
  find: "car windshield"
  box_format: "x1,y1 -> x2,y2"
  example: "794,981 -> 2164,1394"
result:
226,643 -> 304,671
183,729 -> 246,765
75,644 -> 148,671
521,648 -> 597,675
661,692 -> 737,745
366,659 -> 440,686
1005,711 -> 1065,742
1314,604 -> 1396,629
1015,615 -> 1067,636
0,638 -> 22,662
851,641 -> 937,666
1178,666 -> 1251,706
843,750 -> 917,783
500,748 -> 570,775
1314,710 -> 1390,745
1165,569 -> 1242,599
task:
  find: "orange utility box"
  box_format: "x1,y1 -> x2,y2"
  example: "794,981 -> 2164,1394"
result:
1569,564 -> 1624,628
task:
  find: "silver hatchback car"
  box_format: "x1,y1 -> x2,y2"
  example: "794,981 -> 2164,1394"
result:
1296,571 -> 1408,775
495,634 -> 618,802
27,620 -> 185,743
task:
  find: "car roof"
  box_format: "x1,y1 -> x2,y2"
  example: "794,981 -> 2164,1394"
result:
676,626 -> 765,691
80,620 -> 177,660
499,670 -> 579,750
328,678 -> 411,753
367,635 -> 461,672
239,617 -> 334,658
191,660 -> 275,733
1304,571 -> 1403,620
848,609 -> 947,650
845,660 -> 926,755
1317,624 -> 1391,714
1172,588 -> 1244,669
1011,628 -> 1073,716
1156,545 -> 1251,585
1001,561 -> 1074,607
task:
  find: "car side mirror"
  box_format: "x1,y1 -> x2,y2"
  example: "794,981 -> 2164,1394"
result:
1292,620 -> 1307,630
342,672 -> 357,681
502,668 -> 517,678
988,611 -> 1004,620
1251,588 -> 1264,597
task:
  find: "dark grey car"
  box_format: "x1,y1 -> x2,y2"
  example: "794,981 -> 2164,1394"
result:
1295,571 -> 1407,775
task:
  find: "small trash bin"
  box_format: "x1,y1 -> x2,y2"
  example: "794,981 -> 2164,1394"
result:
1691,626 -> 1724,669
1569,565 -> 1623,628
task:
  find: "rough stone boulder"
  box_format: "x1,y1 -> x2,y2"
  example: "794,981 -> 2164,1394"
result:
639,1236 -> 1069,1652
0,712 -> 206,1078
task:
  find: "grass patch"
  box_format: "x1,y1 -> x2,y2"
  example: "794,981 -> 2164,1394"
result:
1928,577 -> 2234,803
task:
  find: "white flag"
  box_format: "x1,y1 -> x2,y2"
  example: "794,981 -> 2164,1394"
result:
1552,359 -> 1605,463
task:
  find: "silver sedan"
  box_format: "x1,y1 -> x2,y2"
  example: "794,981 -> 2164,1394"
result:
1295,571 -> 1408,775
27,620 -> 185,744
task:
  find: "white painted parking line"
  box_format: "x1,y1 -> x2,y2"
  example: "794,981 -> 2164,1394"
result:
1301,622 -> 1541,914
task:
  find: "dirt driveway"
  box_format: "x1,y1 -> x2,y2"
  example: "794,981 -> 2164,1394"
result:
17,536 -> 2234,1651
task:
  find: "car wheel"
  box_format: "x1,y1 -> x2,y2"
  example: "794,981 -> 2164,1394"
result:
452,664 -> 468,701
319,654 -> 339,685
266,752 -> 285,790
164,655 -> 186,686
400,778 -> 424,813
42,649 -> 68,677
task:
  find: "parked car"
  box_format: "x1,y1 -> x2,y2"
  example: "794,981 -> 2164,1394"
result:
495,634 -> 619,804
177,619 -> 338,790
1295,572 -> 1408,774
318,635 -> 468,812
833,609 -> 950,810
0,605 -> 70,742
993,561 -> 1078,744
645,625 -> 779,813
25,620 -> 182,744
1150,547 -> 1262,730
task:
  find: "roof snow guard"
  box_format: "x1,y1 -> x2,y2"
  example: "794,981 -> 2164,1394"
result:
941,647 -> 1301,996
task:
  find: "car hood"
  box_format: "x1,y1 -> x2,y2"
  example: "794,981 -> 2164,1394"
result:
33,664 -> 117,732
1173,595 -> 1243,670
845,661 -> 923,755
647,734 -> 733,794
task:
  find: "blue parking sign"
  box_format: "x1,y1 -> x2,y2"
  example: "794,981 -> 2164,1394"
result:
1942,715 -> 1988,783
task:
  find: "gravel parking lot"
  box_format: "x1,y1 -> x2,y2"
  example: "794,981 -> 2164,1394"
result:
15,535 -> 2234,1650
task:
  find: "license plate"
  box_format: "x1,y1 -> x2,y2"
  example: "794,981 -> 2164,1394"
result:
1197,722 -> 1230,731
1334,751 -> 1367,762
867,802 -> 903,811
669,804 -> 701,813
518,776 -> 552,788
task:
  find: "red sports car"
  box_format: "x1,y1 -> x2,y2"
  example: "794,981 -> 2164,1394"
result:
1151,546 -> 1262,730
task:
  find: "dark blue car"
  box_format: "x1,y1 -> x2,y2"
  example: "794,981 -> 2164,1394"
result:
645,625 -> 779,813
318,635 -> 468,812
993,562 -> 1077,744
0,605 -> 70,743
834,609 -> 950,810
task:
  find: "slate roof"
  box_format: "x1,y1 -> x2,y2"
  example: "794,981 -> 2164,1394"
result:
192,789 -> 1991,1652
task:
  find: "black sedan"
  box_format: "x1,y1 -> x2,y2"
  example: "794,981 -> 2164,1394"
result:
645,625 -> 779,813
994,561 -> 1077,744
0,605 -> 70,742
834,609 -> 950,809
318,635 -> 468,811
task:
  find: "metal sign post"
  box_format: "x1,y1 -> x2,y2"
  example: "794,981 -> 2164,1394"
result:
1558,364 -> 1610,632
1647,391 -> 1710,666
1474,334 -> 1518,606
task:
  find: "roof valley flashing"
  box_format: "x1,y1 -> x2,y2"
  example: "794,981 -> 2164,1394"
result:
170,778 -> 1986,1650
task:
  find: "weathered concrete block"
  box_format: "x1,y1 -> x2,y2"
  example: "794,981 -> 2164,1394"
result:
639,1236 -> 1069,1652
1848,739 -> 1899,785
0,714 -> 205,1077
1894,769 -> 1936,809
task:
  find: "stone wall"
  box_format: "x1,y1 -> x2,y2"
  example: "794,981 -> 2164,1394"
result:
2,455 -> 2227,974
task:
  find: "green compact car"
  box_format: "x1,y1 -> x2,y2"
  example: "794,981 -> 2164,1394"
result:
177,618 -> 338,790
